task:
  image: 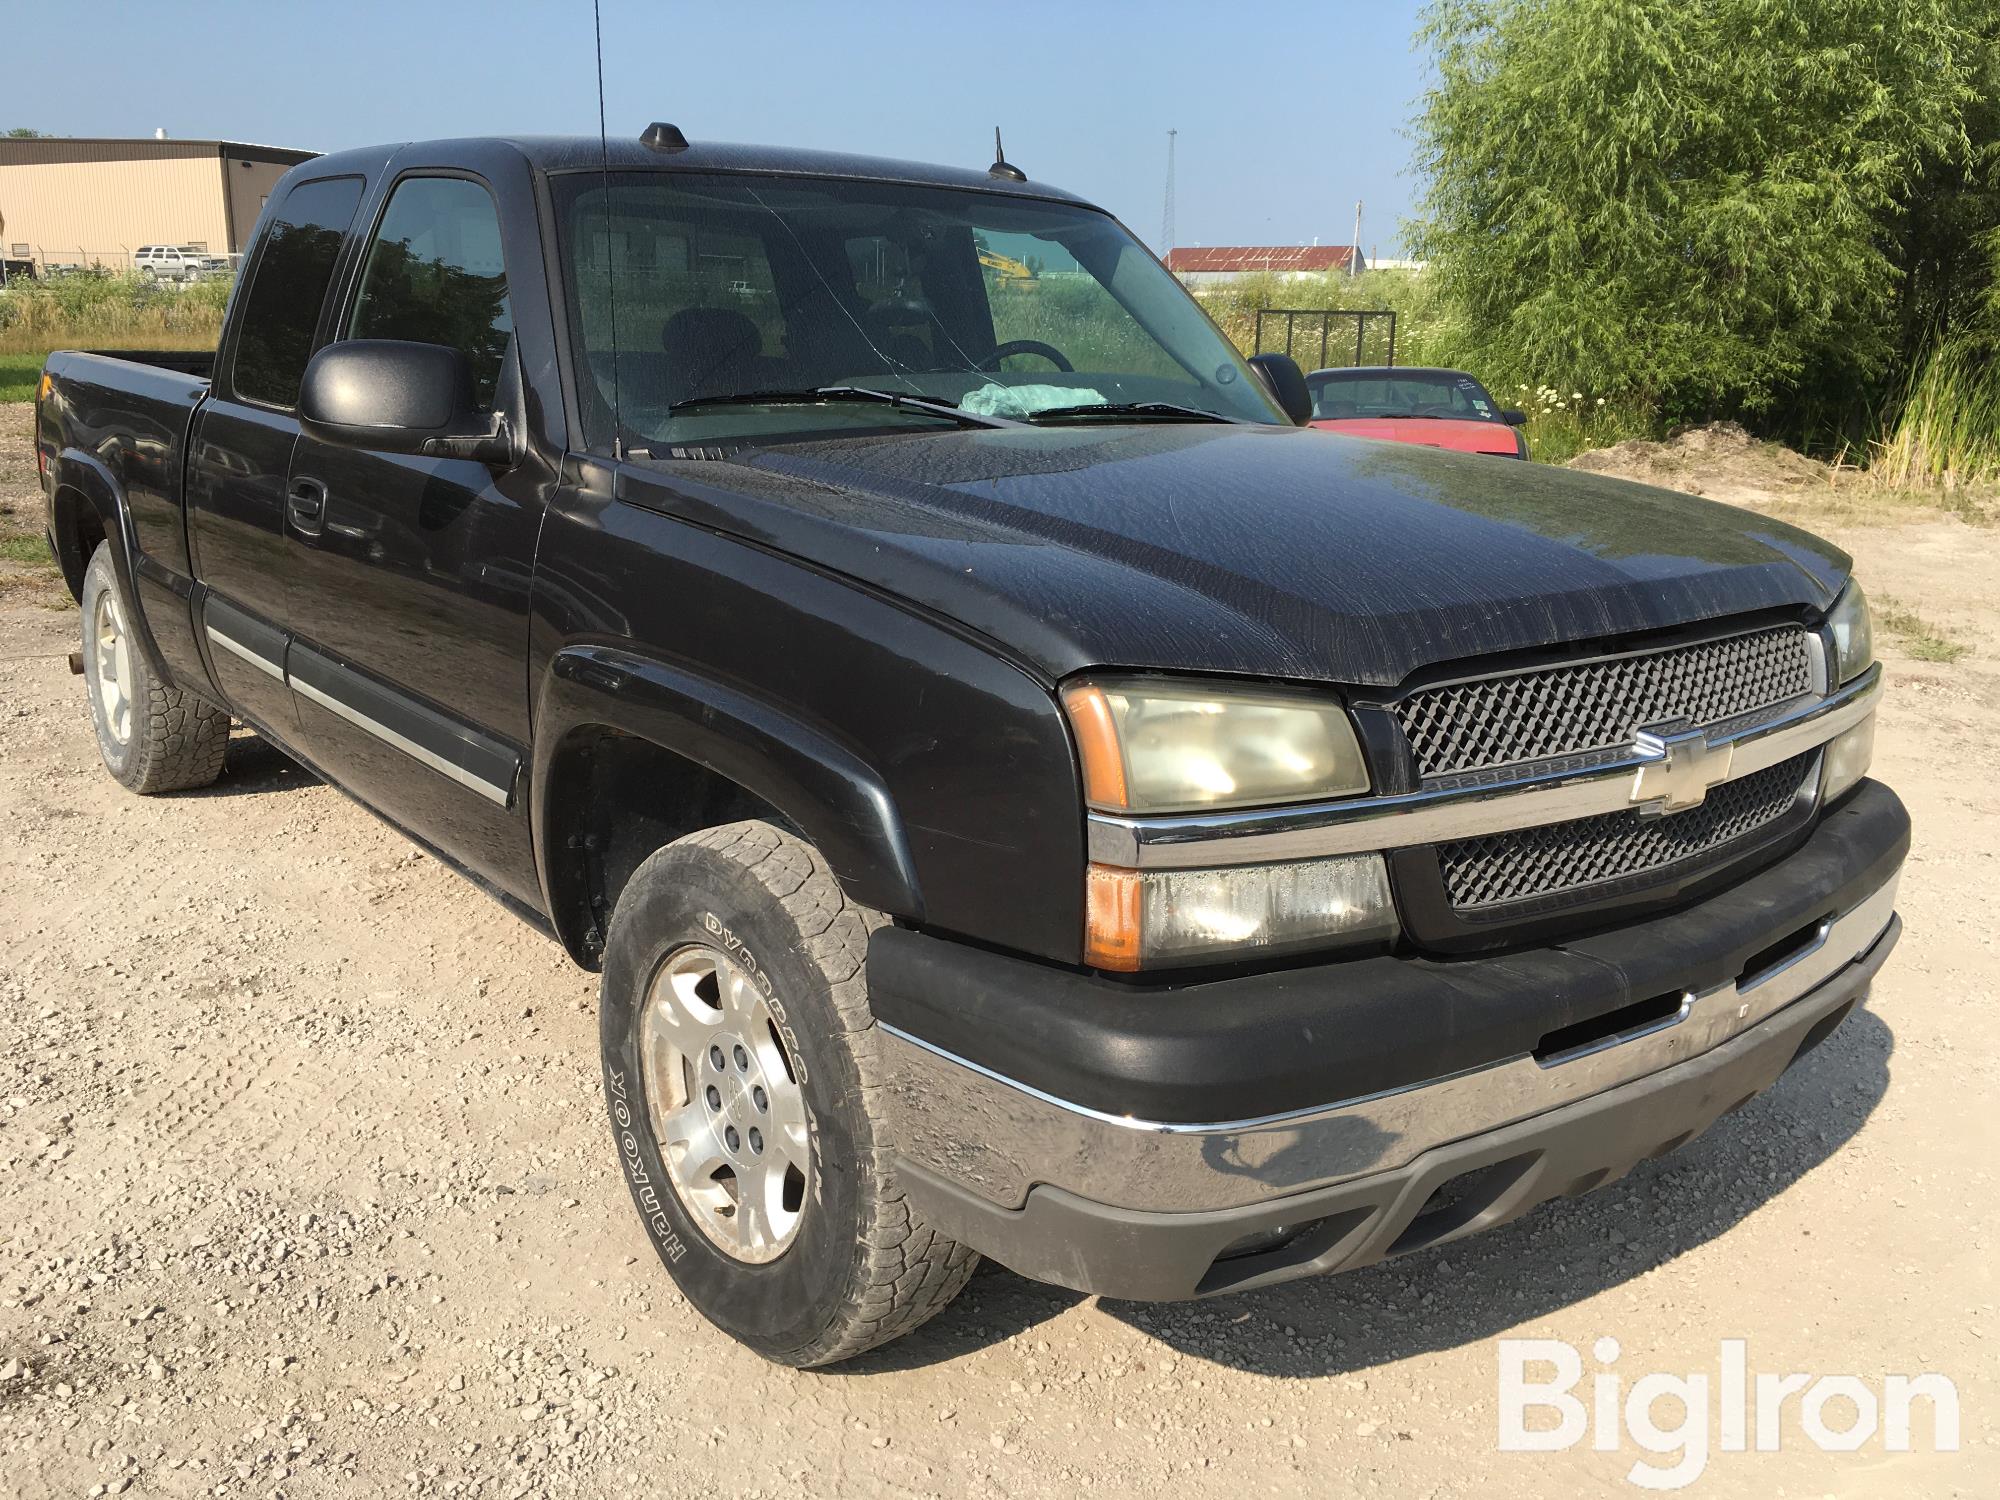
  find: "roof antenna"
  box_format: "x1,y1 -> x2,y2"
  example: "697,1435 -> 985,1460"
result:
988,127 -> 1026,183
592,0 -> 624,459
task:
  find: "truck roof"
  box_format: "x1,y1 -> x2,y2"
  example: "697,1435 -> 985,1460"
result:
297,134 -> 1092,206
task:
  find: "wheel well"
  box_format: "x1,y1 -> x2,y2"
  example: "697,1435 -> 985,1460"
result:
52,485 -> 106,601
542,726 -> 795,968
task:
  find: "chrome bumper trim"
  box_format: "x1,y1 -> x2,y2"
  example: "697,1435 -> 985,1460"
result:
881,871 -> 1898,1214
1087,665 -> 1882,869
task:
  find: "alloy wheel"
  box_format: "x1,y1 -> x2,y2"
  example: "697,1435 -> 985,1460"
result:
91,586 -> 133,746
639,943 -> 812,1263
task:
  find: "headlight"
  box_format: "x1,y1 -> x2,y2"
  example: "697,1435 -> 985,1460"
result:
1085,855 -> 1398,971
1062,678 -> 1371,813
1828,581 -> 1873,685
1821,714 -> 1875,805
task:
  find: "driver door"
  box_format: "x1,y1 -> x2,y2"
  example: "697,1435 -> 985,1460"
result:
280,172 -> 542,902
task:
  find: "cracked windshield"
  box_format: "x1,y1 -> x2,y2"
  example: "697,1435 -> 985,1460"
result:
558,172 -> 1283,448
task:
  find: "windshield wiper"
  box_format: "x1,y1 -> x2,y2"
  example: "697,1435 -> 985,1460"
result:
667,386 -> 1019,429
1024,400 -> 1239,425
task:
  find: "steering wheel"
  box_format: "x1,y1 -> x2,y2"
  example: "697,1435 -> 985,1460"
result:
977,339 -> 1074,373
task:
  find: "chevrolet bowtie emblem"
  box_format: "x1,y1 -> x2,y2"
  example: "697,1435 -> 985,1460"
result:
1630,726 -> 1735,816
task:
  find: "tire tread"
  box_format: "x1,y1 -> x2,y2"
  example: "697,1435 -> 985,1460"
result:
127,674 -> 231,794
82,544 -> 229,795
676,820 -> 979,1364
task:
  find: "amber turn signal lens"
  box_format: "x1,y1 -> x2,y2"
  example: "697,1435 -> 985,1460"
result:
1084,865 -> 1144,971
1063,682 -> 1130,810
1083,855 -> 1398,971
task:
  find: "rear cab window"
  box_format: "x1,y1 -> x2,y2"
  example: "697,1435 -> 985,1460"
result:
228,176 -> 367,408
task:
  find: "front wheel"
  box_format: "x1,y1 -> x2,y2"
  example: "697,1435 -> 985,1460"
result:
80,542 -> 229,794
598,821 -> 977,1365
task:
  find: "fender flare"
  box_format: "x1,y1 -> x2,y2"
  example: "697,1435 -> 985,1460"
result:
48,447 -> 173,681
532,643 -> 924,958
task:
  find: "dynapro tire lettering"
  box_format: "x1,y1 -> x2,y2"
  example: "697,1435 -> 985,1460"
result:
701,912 -> 808,1084
607,1067 -> 687,1263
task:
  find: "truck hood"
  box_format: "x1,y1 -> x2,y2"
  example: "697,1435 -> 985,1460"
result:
626,423 -> 1850,688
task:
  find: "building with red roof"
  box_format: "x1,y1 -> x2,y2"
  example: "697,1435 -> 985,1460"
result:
1164,245 -> 1366,282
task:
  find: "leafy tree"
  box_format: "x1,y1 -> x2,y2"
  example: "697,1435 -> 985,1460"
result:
1893,3 -> 1999,360
6,128 -> 45,138
1411,0 -> 1983,425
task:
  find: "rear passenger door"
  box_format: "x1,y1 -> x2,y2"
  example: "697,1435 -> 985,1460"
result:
280,172 -> 542,902
186,173 -> 365,733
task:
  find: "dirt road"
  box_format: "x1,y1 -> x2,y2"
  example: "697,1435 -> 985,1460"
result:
2,402 -> 1995,1496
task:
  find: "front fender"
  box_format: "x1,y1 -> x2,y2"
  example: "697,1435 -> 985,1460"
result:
533,644 -> 923,952
49,449 -> 173,681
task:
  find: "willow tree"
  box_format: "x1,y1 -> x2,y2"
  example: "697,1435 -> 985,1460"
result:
1411,0 -> 1980,422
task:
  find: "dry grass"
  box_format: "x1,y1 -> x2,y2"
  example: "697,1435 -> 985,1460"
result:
0,401 -> 67,607
1758,481 -> 1998,531
1876,596 -> 1972,664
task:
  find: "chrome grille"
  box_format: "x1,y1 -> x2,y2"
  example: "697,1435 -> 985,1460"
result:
1437,752 -> 1816,913
1395,625 -> 1815,780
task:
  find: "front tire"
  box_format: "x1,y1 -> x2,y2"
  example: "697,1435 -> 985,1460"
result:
599,820 -> 977,1366
80,542 -> 229,794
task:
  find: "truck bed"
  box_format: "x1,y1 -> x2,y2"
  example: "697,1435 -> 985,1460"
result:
73,348 -> 216,380
38,348 -> 214,610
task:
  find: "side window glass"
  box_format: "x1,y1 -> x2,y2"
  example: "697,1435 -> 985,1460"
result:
348,178 -> 513,408
229,176 -> 365,408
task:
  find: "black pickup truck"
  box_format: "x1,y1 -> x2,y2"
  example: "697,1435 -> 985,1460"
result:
35,129 -> 1905,1366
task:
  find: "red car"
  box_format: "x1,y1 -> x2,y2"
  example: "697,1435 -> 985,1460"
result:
1306,366 -> 1529,457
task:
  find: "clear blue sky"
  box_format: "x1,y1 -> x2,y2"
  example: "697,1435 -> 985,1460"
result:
6,0 -> 1432,256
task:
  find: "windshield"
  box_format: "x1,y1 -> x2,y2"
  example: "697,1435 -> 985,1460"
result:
554,171 -> 1284,448
1308,370 -> 1500,421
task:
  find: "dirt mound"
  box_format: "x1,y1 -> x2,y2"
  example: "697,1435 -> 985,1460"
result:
1567,420 -> 1838,507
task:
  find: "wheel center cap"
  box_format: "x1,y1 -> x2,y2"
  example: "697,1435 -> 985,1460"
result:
701,1032 -> 770,1163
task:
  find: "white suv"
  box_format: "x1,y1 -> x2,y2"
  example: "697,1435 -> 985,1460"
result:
134,245 -> 210,281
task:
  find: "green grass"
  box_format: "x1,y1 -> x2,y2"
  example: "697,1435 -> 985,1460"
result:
0,273 -> 228,401
1877,598 -> 1971,664
0,535 -> 52,565
0,351 -> 41,403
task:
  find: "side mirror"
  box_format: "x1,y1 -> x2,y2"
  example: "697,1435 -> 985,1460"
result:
1247,352 -> 1313,425
1499,408 -> 1528,427
299,340 -> 515,464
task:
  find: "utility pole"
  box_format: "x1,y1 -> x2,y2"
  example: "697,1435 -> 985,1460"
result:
1351,200 -> 1363,278
1161,128 -> 1177,263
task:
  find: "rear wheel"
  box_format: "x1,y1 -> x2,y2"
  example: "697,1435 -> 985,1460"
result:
598,820 -> 977,1365
80,542 -> 229,794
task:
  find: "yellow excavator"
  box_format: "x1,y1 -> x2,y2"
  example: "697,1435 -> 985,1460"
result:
977,247 -> 1037,283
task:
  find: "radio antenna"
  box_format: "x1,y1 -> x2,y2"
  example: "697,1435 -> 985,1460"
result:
592,0 -> 624,458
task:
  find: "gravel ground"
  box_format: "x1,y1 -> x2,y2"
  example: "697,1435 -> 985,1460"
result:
1,399 -> 1995,1496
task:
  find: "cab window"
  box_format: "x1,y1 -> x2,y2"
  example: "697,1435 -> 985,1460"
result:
229,176 -> 366,408
348,177 -> 513,408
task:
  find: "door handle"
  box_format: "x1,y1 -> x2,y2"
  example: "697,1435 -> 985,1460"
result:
288,476 -> 327,533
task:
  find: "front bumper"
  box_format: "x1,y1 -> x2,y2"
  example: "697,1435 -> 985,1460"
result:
874,783 -> 1907,1301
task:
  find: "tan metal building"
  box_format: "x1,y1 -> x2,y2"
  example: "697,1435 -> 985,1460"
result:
0,137 -> 319,271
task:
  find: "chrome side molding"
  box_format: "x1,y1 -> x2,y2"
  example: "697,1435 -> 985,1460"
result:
204,623 -> 284,682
